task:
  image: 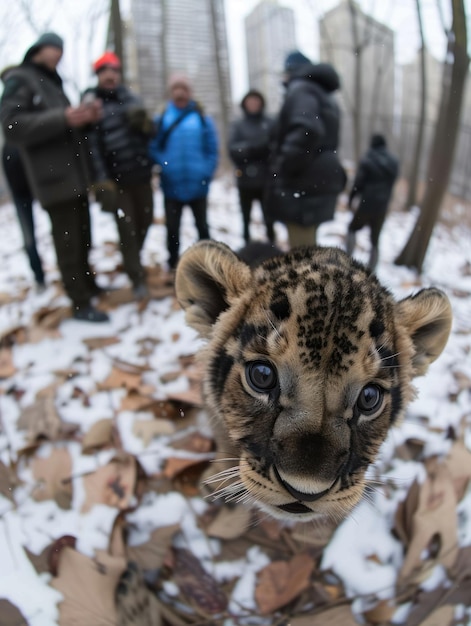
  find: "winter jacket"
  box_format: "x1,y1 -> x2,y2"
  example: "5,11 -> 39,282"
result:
0,62 -> 90,207
349,146 -> 399,215
149,101 -> 218,202
228,103 -> 273,190
267,63 -> 347,227
83,84 -> 153,187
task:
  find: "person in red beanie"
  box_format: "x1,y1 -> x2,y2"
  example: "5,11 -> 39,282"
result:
0,33 -> 109,322
84,51 -> 155,300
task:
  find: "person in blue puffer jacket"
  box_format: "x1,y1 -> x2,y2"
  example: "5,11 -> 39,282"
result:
149,73 -> 219,270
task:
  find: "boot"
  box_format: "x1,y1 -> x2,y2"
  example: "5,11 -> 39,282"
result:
346,231 -> 356,256
73,304 -> 109,323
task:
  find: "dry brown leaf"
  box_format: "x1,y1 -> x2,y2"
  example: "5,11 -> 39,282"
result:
167,385 -> 203,407
82,336 -> 121,350
399,457 -> 459,582
394,478 -> 421,546
363,599 -> 396,623
31,447 -> 73,509
17,395 -> 63,442
132,418 -> 176,446
99,366 -> 142,391
120,390 -> 155,412
172,547 -> 228,615
171,432 -> 213,454
0,599 -> 27,625
163,457 -> 205,480
0,347 -> 16,378
255,553 -> 315,614
206,504 -> 252,540
444,440 -> 471,501
413,604 -> 455,626
127,524 -> 180,571
81,418 -> 115,453
32,305 -> 70,329
290,605 -> 358,625
0,460 -> 16,501
82,454 -> 137,513
51,547 -> 126,625
150,400 -> 184,420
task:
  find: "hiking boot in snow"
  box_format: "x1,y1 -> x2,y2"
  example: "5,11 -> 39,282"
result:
73,305 -> 109,323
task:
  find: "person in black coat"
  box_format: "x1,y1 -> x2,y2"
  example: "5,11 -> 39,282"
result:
228,90 -> 274,243
0,33 -> 108,322
85,52 -> 155,300
266,51 -> 346,248
346,134 -> 399,270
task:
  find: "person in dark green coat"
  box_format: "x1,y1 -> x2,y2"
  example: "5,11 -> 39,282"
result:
0,32 -> 109,322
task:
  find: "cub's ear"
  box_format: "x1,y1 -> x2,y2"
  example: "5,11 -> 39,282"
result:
175,241 -> 252,337
396,288 -> 452,376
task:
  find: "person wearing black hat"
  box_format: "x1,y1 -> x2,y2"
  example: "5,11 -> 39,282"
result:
228,89 -> 275,243
346,134 -> 399,270
266,50 -> 347,248
0,32 -> 109,322
83,51 -> 155,301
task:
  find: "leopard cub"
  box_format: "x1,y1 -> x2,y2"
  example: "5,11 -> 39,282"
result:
175,241 -> 452,522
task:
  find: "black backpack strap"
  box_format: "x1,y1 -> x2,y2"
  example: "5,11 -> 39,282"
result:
157,108 -> 193,150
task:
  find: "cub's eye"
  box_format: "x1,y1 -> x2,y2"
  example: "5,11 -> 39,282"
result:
356,384 -> 384,417
246,361 -> 277,393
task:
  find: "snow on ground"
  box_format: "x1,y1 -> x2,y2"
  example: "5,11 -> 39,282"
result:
0,178 -> 470,624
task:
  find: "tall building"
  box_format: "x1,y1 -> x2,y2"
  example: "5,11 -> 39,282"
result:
319,0 -> 395,161
122,0 -> 232,151
245,1 -> 297,114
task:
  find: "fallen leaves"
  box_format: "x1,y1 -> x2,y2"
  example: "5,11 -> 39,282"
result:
171,547 -> 228,616
82,453 -> 137,513
255,553 -> 315,614
31,446 -> 72,509
51,547 -> 127,625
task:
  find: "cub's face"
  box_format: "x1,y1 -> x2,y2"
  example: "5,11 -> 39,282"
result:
175,242 -> 452,522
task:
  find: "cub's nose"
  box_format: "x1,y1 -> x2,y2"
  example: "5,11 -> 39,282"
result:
273,466 -> 336,502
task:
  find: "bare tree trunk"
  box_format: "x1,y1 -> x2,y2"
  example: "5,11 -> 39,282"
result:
110,0 -> 124,75
395,0 -> 469,273
348,0 -> 362,163
404,0 -> 427,210
208,0 -> 230,170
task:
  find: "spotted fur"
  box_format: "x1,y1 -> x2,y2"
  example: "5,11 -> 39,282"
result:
175,241 -> 452,522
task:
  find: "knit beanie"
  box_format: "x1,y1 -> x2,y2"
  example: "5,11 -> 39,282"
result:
168,72 -> 192,93
284,50 -> 311,74
93,51 -> 122,73
23,32 -> 64,62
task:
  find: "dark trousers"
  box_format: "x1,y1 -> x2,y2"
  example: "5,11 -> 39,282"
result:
45,196 -> 97,307
164,196 -> 210,269
238,186 -> 275,243
2,146 -> 44,284
13,195 -> 45,284
348,209 -> 386,247
115,182 -> 154,286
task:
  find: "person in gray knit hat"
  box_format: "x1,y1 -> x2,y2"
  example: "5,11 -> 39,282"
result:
0,33 -> 109,322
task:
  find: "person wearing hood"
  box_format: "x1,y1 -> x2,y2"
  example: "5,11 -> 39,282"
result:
84,52 -> 155,300
149,73 -> 219,271
346,134 -> 399,271
228,89 -> 275,243
0,33 -> 109,322
266,50 -> 347,248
